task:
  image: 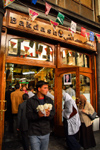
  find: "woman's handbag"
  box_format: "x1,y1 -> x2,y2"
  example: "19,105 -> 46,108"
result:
87,112 -> 97,120
83,111 -> 97,120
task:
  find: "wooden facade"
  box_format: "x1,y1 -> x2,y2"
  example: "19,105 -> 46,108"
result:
0,7 -> 98,148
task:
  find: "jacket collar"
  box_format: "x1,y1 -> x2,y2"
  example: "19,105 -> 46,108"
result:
33,94 -> 48,103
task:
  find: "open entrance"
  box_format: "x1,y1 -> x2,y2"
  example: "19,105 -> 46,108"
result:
3,63 -> 55,149
54,67 -> 92,136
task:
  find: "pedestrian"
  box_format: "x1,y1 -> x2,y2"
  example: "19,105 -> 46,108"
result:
26,80 -> 55,150
21,85 -> 28,94
5,85 -> 13,133
11,84 -> 23,136
62,93 -> 81,150
78,94 -> 96,149
28,86 -> 35,98
66,84 -> 75,97
17,93 -> 29,150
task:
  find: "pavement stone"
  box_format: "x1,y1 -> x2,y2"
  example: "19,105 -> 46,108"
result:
2,130 -> 100,150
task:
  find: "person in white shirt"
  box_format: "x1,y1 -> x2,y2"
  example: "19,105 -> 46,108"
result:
66,84 -> 75,97
62,93 -> 81,150
28,86 -> 35,98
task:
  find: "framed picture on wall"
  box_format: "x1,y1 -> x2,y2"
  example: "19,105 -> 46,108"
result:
64,74 -> 72,85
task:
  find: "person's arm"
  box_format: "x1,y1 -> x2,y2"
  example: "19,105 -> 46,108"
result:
26,99 -> 40,121
62,101 -> 73,119
82,102 -> 94,115
64,101 -> 72,113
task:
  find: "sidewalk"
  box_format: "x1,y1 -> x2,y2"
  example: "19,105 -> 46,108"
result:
2,130 -> 100,150
49,130 -> 100,150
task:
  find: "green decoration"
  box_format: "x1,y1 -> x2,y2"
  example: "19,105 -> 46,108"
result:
56,12 -> 65,25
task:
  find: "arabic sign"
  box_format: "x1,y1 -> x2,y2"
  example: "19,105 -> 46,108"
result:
7,11 -> 96,51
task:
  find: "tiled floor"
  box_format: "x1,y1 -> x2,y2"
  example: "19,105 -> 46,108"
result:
2,130 -> 100,150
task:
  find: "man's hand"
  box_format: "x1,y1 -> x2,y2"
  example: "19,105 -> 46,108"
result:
38,111 -> 44,117
45,110 -> 50,117
82,109 -> 86,113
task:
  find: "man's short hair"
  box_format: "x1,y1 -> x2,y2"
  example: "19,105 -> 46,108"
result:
29,86 -> 34,91
36,80 -> 48,91
15,84 -> 20,89
70,84 -> 73,88
22,93 -> 29,100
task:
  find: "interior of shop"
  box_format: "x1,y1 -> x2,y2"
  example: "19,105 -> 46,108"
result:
6,63 -> 54,92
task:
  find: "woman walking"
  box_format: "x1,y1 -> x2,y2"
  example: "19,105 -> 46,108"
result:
78,94 -> 96,149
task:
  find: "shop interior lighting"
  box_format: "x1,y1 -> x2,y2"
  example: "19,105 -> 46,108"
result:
22,71 -> 35,75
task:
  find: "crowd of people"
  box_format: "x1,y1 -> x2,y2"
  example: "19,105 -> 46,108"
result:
5,81 -> 96,150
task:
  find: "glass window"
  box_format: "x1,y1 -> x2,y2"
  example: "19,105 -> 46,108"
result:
80,75 -> 90,102
8,39 -> 53,62
62,49 -> 89,68
6,63 -> 55,100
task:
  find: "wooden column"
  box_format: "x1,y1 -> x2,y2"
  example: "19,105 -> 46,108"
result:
0,52 -> 6,150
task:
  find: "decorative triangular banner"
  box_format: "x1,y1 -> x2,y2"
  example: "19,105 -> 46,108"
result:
50,20 -> 59,30
29,8 -> 39,22
86,32 -> 90,41
3,0 -> 15,8
81,27 -> 86,37
90,31 -> 94,41
95,33 -> 100,43
71,21 -> 77,33
56,12 -> 65,25
32,0 -> 37,5
45,2 -> 51,16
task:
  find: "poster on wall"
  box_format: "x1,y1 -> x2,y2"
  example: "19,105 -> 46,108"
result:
64,74 -> 72,85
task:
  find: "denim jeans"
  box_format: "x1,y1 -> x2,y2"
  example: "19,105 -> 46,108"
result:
29,133 -> 50,150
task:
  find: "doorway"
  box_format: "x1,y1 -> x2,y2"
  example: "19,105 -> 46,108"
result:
3,63 -> 55,149
54,66 -> 92,136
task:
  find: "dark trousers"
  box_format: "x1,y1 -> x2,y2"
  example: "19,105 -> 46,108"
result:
21,131 -> 29,150
12,114 -> 18,135
63,118 -> 80,150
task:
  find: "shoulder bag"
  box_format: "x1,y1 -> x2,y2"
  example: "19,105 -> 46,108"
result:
83,111 -> 97,120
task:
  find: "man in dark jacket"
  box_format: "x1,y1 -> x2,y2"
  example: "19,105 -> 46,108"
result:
5,85 -> 13,133
26,80 -> 55,150
17,93 -> 29,150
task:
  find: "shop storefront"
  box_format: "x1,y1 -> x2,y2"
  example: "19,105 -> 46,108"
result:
0,8 -> 97,146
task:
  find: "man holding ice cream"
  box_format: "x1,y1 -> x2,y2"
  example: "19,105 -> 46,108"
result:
26,80 -> 55,150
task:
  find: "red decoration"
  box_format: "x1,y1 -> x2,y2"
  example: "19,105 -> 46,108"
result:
10,41 -> 16,47
50,51 -> 53,55
45,48 -> 47,51
30,53 -> 33,57
24,46 -> 30,52
81,27 -> 86,37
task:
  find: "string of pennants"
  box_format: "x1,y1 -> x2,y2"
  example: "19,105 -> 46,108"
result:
3,0 -> 100,43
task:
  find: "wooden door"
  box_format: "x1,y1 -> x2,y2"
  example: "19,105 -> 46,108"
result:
0,52 -> 6,150
54,67 -> 80,136
0,30 -> 6,150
